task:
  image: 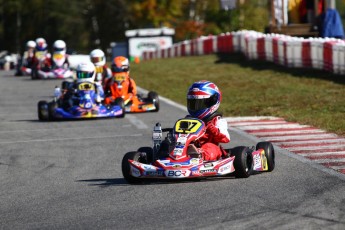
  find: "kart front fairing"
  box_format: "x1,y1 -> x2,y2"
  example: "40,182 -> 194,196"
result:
124,95 -> 157,113
53,83 -> 124,119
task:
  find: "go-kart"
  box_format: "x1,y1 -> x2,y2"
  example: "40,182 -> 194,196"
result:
38,82 -> 125,121
122,91 -> 159,113
122,117 -> 275,184
31,52 -> 73,80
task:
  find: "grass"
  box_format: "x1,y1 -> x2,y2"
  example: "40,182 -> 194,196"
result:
131,53 -> 345,137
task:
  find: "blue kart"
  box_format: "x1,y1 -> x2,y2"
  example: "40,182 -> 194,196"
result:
38,82 -> 125,121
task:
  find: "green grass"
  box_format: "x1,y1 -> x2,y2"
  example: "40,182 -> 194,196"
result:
131,53 -> 345,137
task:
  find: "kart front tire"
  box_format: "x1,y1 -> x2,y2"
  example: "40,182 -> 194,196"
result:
48,102 -> 57,121
114,97 -> 125,118
231,146 -> 253,178
148,91 -> 159,112
122,151 -> 146,184
256,142 -> 275,172
38,101 -> 49,121
31,68 -> 38,80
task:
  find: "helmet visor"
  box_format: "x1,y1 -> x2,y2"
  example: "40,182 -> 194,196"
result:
111,65 -> 129,73
187,98 -> 209,111
77,71 -> 94,79
54,47 -> 65,52
187,95 -> 217,111
91,56 -> 103,63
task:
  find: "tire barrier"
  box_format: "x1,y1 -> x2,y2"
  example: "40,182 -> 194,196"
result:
142,30 -> 345,75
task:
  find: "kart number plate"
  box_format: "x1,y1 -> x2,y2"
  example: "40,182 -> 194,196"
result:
53,53 -> 63,60
152,132 -> 162,140
175,119 -> 203,134
35,51 -> 45,59
173,148 -> 183,156
78,82 -> 95,91
114,74 -> 126,81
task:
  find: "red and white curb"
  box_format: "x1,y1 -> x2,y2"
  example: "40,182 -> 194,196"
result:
226,116 -> 345,175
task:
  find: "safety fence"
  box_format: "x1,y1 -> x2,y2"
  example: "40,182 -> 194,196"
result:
142,30 -> 345,75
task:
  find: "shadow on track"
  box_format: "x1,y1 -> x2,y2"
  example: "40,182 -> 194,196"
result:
77,175 -> 237,187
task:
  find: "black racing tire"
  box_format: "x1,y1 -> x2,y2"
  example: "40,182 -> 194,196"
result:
256,142 -> 275,172
61,81 -> 71,90
37,100 -> 49,121
148,91 -> 159,112
114,97 -> 125,118
48,102 -> 58,121
231,146 -> 253,178
137,147 -> 154,163
31,67 -> 38,80
121,151 -> 147,184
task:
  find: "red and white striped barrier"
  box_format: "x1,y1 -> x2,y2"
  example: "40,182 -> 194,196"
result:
142,30 -> 345,75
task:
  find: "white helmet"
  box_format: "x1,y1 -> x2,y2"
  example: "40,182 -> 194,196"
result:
76,62 -> 95,83
53,40 -> 66,53
26,40 -> 36,49
35,37 -> 47,51
90,49 -> 105,66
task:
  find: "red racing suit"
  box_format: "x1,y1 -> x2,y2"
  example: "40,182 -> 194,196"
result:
196,114 -> 231,161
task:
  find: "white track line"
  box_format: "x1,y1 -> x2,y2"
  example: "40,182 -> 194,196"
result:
299,151 -> 345,157
0,133 -> 142,144
286,144 -> 345,151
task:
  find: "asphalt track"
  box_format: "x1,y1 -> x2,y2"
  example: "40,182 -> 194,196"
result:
0,70 -> 344,230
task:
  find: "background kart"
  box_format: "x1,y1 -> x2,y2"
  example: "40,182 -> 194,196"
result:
38,82 -> 125,121
122,117 -> 275,184
31,67 -> 73,80
122,91 -> 159,113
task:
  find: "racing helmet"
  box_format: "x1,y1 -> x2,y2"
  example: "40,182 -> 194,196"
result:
187,80 -> 222,120
53,40 -> 66,53
111,56 -> 129,73
90,49 -> 106,66
35,37 -> 47,51
76,62 -> 95,83
26,40 -> 36,49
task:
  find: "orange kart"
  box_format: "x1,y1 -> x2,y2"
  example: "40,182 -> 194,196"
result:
104,72 -> 159,113
122,92 -> 159,113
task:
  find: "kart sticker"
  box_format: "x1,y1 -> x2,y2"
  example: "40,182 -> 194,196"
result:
165,170 -> 190,178
175,119 -> 203,133
130,166 -> 141,177
141,104 -> 155,110
78,82 -> 95,91
177,136 -> 187,144
173,147 -> 183,156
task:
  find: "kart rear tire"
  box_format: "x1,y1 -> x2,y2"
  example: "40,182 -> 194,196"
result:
38,101 -> 49,121
256,142 -> 275,172
48,102 -> 57,121
148,91 -> 159,112
114,97 -> 125,118
122,151 -> 146,184
137,147 -> 154,163
231,146 -> 253,178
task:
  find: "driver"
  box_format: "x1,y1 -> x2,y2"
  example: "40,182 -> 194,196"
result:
90,49 -> 112,87
186,80 -> 230,161
104,56 -> 137,105
51,40 -> 69,69
59,62 -> 104,109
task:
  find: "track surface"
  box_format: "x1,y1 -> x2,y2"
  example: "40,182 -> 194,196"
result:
0,70 -> 344,229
